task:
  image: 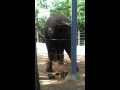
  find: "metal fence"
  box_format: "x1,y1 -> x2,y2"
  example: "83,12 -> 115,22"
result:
77,30 -> 85,46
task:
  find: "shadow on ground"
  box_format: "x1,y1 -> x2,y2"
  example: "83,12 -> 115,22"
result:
37,55 -> 85,90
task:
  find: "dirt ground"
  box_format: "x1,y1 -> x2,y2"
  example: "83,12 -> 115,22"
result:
37,55 -> 85,90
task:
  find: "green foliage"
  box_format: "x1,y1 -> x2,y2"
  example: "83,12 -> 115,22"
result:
36,16 -> 47,42
77,0 -> 85,31
50,0 -> 71,17
50,0 -> 85,31
36,0 -> 50,9
35,5 -> 47,42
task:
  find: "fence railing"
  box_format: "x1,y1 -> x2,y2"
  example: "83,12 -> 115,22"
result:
77,31 -> 85,46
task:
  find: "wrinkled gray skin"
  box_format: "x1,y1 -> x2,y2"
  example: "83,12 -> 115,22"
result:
44,14 -> 78,72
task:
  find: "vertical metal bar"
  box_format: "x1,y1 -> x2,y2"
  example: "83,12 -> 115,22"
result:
71,0 -> 77,74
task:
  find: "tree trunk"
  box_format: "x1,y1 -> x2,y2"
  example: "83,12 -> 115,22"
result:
36,30 -> 39,42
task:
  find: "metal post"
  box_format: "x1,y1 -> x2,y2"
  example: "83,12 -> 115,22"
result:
71,0 -> 77,74
65,0 -> 80,81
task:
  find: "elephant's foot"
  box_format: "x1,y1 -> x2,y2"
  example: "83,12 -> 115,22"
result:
46,62 -> 54,72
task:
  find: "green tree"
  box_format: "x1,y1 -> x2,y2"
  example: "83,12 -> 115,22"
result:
35,0 -> 49,42
38,17 -> 47,42
50,0 -> 85,31
77,0 -> 85,31
35,9 -> 47,42
36,0 -> 50,9
50,0 -> 71,17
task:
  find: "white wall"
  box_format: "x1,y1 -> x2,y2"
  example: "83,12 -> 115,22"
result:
36,42 -> 85,56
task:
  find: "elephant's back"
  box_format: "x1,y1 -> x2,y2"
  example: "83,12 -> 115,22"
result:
45,14 -> 71,27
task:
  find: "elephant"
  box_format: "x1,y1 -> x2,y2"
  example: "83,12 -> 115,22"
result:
44,14 -> 78,72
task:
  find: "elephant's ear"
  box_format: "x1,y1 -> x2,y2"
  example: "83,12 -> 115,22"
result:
62,21 -> 71,27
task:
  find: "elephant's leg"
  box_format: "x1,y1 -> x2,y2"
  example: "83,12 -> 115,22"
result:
57,48 -> 64,65
64,40 -> 79,72
46,48 -> 57,72
52,51 -> 57,62
46,40 -> 57,72
64,40 -> 71,59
